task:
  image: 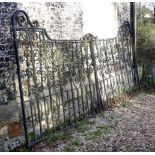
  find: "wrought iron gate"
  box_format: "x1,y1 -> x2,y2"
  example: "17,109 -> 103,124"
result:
11,10 -> 139,147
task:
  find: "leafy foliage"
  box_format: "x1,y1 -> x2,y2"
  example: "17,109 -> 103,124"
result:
136,4 -> 153,49
136,3 -> 155,86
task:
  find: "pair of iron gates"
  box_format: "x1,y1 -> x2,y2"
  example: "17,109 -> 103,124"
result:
12,10 -> 139,147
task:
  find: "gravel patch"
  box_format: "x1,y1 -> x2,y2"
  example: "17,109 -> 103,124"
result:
32,92 -> 155,152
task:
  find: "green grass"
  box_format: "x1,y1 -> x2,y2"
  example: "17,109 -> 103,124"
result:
99,111 -> 105,117
120,102 -> 130,108
55,118 -> 71,130
74,120 -> 88,132
83,124 -> 110,141
28,131 -> 36,141
63,145 -> 76,152
110,115 -> 118,127
46,130 -> 72,144
63,139 -> 81,152
110,115 -> 115,120
71,139 -> 81,147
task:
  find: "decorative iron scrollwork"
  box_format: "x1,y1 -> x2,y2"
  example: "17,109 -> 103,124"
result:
11,9 -> 135,148
82,33 -> 96,41
119,21 -> 131,37
16,13 -> 28,26
12,10 -> 39,28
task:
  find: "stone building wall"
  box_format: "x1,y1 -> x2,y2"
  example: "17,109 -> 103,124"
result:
0,2 -> 18,125
0,2 -> 17,106
0,2 -> 131,151
18,2 -> 83,39
117,2 -> 131,27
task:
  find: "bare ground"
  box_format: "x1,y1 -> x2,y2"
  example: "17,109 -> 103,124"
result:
31,92 -> 155,152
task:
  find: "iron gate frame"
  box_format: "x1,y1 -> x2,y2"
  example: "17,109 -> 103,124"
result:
11,6 -> 139,148
11,10 -> 104,148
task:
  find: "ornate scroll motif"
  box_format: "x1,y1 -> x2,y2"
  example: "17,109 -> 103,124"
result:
82,33 -> 96,41
11,8 -> 135,147
12,10 -> 39,27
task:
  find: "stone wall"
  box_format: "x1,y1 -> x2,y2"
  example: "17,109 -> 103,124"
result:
0,2 -> 19,134
18,2 -> 83,39
0,2 -> 17,106
117,2 -> 130,27
0,2 -> 132,151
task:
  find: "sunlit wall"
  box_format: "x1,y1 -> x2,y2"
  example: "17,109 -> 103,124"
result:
82,2 -> 118,39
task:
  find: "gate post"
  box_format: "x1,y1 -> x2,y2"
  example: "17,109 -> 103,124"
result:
11,10 -> 29,148
130,2 -> 140,90
83,33 -> 103,113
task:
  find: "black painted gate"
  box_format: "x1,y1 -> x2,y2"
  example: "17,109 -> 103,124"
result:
11,10 -> 139,147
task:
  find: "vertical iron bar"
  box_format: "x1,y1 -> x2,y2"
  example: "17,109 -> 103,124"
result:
58,63 -> 65,124
130,2 -> 140,89
79,42 -> 86,118
74,43 -> 81,119
104,40 -> 116,99
95,40 -> 108,103
42,30 -> 55,131
108,39 -> 121,97
38,32 -> 49,132
75,88 -> 81,119
56,95 -> 61,128
68,42 -> 76,120
98,81 -> 105,104
51,42 -> 56,129
58,42 -> 66,124
84,86 -> 90,117
89,37 -> 101,113
12,27 -> 29,147
66,90 -> 71,124
25,42 -> 36,141
76,42 -> 85,118
115,38 -> 126,95
124,35 -> 134,94
28,29 -> 43,137
84,42 -> 94,115
113,39 -> 122,96
120,34 -> 132,94
128,38 -> 135,94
